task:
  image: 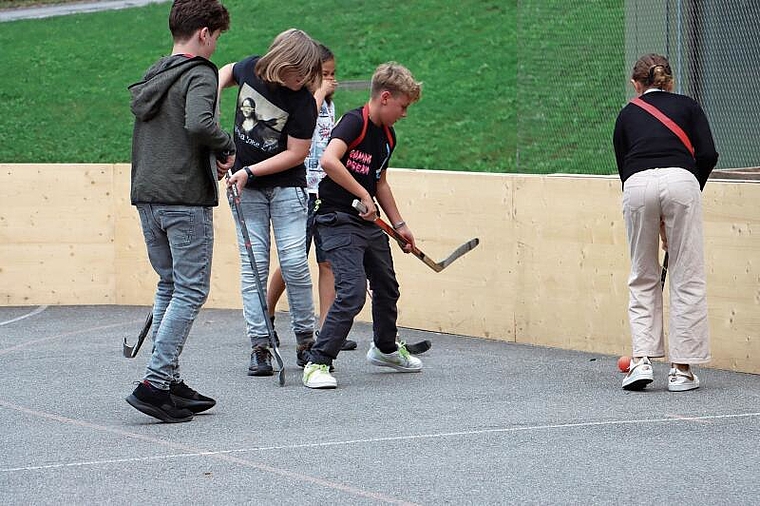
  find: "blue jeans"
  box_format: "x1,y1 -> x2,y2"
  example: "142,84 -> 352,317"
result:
309,212 -> 400,365
136,204 -> 214,390
231,186 -> 315,347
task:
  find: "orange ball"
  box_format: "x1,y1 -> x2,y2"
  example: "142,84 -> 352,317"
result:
617,356 -> 631,372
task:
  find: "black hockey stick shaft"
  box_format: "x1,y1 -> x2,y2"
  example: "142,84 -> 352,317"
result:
227,173 -> 285,386
123,310 -> 152,358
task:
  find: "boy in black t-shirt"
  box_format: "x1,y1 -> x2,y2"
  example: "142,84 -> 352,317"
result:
303,62 -> 423,389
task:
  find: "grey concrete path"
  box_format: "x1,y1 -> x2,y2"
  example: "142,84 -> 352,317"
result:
1,304 -> 759,505
0,0 -> 165,22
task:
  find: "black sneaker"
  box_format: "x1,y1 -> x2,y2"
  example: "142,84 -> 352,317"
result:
169,381 -> 216,413
296,339 -> 314,368
296,340 -> 334,371
126,381 -> 194,423
341,339 -> 358,351
248,345 -> 274,376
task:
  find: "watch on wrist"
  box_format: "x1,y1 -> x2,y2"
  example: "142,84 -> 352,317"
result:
244,166 -> 255,181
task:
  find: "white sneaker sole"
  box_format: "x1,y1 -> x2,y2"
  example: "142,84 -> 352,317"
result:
668,378 -> 700,392
622,369 -> 654,391
622,377 -> 653,390
303,379 -> 337,389
367,357 -> 422,372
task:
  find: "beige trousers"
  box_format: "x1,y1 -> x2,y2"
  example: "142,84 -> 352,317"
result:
622,167 -> 710,364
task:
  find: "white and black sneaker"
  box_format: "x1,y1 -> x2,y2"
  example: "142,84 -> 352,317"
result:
622,356 -> 654,391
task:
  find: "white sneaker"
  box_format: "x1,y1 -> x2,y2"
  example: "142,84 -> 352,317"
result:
302,362 -> 337,389
668,367 -> 700,392
622,357 -> 654,390
366,342 -> 422,372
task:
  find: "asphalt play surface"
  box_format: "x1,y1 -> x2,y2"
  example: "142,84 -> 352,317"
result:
1,304 -> 759,505
4,1 -> 758,501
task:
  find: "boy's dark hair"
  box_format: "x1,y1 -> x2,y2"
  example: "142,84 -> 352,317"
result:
169,0 -> 230,41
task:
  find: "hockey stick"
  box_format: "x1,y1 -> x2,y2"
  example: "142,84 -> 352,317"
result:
365,282 -> 431,355
227,172 -> 285,386
661,251 -> 669,291
123,310 -> 152,358
352,200 -> 479,272
404,339 -> 432,355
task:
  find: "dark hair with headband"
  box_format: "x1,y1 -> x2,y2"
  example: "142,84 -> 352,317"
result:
631,53 -> 674,90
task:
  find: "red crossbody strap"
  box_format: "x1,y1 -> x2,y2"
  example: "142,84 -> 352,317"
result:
631,97 -> 695,158
346,104 -> 395,152
347,104 -> 370,152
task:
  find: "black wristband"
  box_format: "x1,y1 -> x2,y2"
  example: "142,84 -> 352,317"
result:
244,166 -> 255,181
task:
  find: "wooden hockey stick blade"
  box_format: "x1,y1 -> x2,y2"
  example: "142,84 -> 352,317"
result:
437,238 -> 480,270
123,311 -> 152,358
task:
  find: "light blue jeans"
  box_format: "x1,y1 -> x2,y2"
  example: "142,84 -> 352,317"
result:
136,204 -> 214,390
231,186 -> 314,347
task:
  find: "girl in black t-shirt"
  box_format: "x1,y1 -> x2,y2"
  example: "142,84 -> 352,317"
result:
219,28 -> 322,376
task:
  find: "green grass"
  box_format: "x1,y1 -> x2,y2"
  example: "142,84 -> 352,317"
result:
0,0 -> 623,174
516,1 -> 624,174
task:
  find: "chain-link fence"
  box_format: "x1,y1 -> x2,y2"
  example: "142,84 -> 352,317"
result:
516,0 -> 760,175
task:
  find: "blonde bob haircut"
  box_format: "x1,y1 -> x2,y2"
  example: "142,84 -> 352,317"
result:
370,62 -> 422,103
255,28 -> 322,90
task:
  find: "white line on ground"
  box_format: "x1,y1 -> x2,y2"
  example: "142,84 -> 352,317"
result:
0,319 -> 139,356
0,305 -> 47,326
0,399 -> 419,506
1,404 -> 758,474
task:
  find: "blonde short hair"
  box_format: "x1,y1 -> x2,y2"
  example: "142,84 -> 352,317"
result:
255,28 -> 322,90
370,62 -> 422,103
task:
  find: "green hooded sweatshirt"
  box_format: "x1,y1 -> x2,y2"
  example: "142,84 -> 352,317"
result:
129,55 -> 235,206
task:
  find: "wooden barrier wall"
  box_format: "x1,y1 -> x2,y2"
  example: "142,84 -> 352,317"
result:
1,164 -> 758,373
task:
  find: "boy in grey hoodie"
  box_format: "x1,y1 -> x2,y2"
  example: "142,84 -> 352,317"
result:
126,0 -> 235,423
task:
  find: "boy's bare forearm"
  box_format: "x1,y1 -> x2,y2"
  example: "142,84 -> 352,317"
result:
321,144 -> 370,200
375,177 -> 402,224
323,162 -> 369,200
